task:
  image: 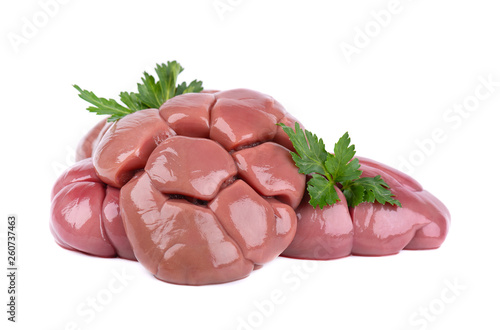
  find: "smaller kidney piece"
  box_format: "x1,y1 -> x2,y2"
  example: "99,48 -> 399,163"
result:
281,157 -> 450,260
50,158 -> 136,260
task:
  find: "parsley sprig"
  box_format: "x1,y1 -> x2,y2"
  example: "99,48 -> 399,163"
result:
279,123 -> 402,209
74,61 -> 203,121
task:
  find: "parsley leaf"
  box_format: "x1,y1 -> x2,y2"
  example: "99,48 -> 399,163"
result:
279,123 -> 329,177
119,91 -> 142,111
74,61 -> 203,122
176,80 -> 204,95
308,174 -> 340,208
325,132 -> 362,182
278,123 -> 402,209
341,181 -> 365,207
73,85 -> 132,122
347,176 -> 402,207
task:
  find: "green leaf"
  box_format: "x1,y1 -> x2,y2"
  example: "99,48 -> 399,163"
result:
325,132 -> 362,182
155,61 -> 183,102
74,61 -> 204,121
136,72 -> 163,109
353,176 -> 402,207
119,91 -> 142,111
73,85 -> 132,122
176,80 -> 204,95
279,123 -> 402,209
307,174 -> 340,209
278,123 -> 329,176
341,180 -> 365,207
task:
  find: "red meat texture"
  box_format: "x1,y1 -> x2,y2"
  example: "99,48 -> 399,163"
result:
50,88 -> 451,285
51,89 -> 305,285
281,157 -> 450,260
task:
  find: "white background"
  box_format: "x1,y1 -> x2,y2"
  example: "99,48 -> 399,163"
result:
1,0 -> 499,329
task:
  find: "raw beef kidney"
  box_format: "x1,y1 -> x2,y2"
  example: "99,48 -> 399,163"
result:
51,89 -> 306,285
51,87 -> 450,285
281,157 -> 450,260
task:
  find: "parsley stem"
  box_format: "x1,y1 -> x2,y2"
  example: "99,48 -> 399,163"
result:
323,167 -> 334,183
